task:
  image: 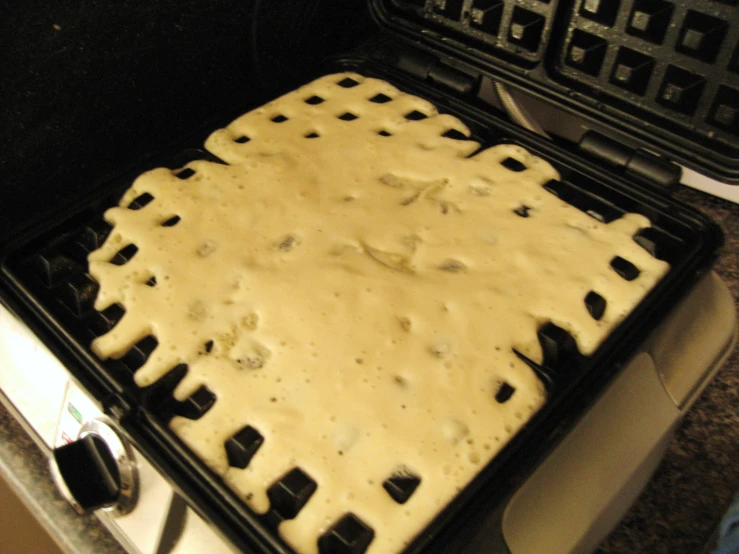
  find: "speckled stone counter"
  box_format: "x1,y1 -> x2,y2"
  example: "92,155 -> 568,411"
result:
0,184 -> 736,554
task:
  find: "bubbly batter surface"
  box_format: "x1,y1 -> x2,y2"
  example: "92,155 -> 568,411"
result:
88,73 -> 669,553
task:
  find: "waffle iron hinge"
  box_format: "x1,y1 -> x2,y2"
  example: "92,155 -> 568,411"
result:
395,50 -> 479,96
578,130 -> 682,192
392,49 -> 681,192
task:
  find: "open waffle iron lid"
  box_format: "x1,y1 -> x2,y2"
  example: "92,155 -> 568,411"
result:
367,0 -> 739,185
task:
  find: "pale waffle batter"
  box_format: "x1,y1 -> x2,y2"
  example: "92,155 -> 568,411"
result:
87,73 -> 669,553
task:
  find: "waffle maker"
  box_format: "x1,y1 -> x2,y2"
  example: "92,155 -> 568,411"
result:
0,1 -> 737,553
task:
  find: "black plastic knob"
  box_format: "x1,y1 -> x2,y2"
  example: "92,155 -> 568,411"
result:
52,434 -> 121,513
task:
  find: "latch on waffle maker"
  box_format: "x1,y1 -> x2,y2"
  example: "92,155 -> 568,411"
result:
578,131 -> 681,191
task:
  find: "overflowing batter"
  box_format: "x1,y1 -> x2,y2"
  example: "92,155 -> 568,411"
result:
87,73 -> 669,553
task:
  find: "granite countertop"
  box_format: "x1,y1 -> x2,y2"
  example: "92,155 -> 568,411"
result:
0,184 -> 737,554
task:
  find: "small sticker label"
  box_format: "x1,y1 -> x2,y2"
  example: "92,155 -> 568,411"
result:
67,403 -> 82,423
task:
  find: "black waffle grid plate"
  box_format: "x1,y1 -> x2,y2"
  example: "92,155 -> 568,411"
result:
381,0 -> 739,179
397,0 -> 561,65
559,0 -> 739,149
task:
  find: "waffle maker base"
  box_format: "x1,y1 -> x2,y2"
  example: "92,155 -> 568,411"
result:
1,1 -> 738,552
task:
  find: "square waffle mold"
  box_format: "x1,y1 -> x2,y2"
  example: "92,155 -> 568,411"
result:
8,153 -> 677,553
3,91 -> 714,551
560,0 -> 739,142
382,0 -> 739,179
391,0 -> 558,64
